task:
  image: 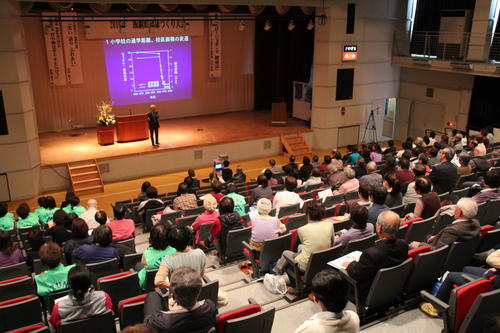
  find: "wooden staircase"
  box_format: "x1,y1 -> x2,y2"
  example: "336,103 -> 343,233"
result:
67,159 -> 104,197
280,132 -> 312,160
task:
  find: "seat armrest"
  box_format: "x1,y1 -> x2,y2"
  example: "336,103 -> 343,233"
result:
460,274 -> 478,283
338,268 -> 357,286
241,241 -> 253,254
283,251 -> 298,266
202,275 -> 212,283
420,290 -> 450,313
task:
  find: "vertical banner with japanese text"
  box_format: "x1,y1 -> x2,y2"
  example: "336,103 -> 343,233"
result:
42,12 -> 66,85
208,13 -> 222,79
61,12 -> 83,84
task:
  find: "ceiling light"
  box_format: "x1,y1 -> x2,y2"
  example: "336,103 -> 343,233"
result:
307,19 -> 314,30
264,20 -> 272,31
288,20 -> 295,31
239,20 -> 246,31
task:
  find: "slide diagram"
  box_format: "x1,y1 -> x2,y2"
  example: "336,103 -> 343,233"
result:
129,50 -> 173,94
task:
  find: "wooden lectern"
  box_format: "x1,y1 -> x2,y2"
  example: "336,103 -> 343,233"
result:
115,114 -> 149,143
271,102 -> 287,127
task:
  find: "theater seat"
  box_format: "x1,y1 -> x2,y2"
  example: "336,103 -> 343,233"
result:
0,262 -> 29,281
118,295 -> 148,330
214,227 -> 251,265
86,258 -> 120,286
405,216 -> 435,243
6,323 -> 49,333
216,300 -> 262,333
281,213 -> 307,232
0,295 -> 43,332
443,238 -> 482,272
59,310 -> 116,333
97,271 -> 142,314
242,233 -> 291,278
0,276 -> 35,302
343,233 -> 377,255
477,228 -> 500,253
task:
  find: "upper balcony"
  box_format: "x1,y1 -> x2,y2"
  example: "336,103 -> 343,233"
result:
392,31 -> 500,77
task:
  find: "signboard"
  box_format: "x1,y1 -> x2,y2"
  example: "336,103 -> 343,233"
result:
42,12 -> 66,85
208,13 -> 222,79
342,45 -> 358,62
60,12 -> 83,84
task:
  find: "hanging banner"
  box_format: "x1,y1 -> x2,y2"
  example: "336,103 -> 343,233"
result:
61,12 -> 83,84
83,17 -> 204,39
42,12 -> 66,85
208,13 -> 222,79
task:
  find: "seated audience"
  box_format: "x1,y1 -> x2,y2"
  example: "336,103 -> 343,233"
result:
285,155 -> 299,171
63,218 -> 93,263
224,184 -> 246,216
383,140 -> 396,155
331,151 -> 344,171
60,191 -> 75,209
72,225 -> 120,264
209,181 -> 224,204
268,159 -> 283,174
357,183 -> 372,207
429,147 -> 458,194
353,157 -> 367,179
334,167 -> 359,195
26,226 -> 44,267
79,198 -> 101,230
334,205 -> 374,248
273,176 -> 303,216
380,155 -> 396,176
0,202 -> 14,231
402,163 -> 426,205
210,197 -> 243,253
472,169 -> 500,204
184,169 -> 201,193
49,265 -> 112,328
359,162 -> 383,188
395,158 -> 414,185
35,197 -> 48,225
409,197 -> 480,250
192,196 -> 219,244
155,226 -> 206,289
370,143 -> 383,163
232,166 -> 246,183
146,267 -> 216,332
274,202 -> 333,275
328,164 -> 348,189
138,186 -> 164,219
405,177 -> 440,220
457,154 -> 472,176
303,168 -> 323,188
250,174 -> 273,205
473,136 -> 487,156
383,173 -> 402,208
319,155 -> 332,173
94,210 -> 108,229
173,183 -> 198,211
299,156 -> 314,182
137,181 -> 152,202
294,270 -> 360,333
249,198 -> 286,252
16,203 -> 39,228
0,230 -> 23,267
264,168 -> 279,186
45,209 -> 72,245
35,242 -> 75,296
44,196 -> 58,224
367,186 -> 388,225
62,194 -> 86,216
312,155 -> 321,168
346,210 -> 408,300
221,160 -> 233,182
428,147 -> 439,166
122,324 -> 158,333
108,205 -> 135,240
138,223 -> 176,289
344,145 -> 360,165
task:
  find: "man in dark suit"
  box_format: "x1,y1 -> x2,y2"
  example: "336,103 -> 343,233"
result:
147,104 -> 160,147
429,147 -> 457,194
409,197 -> 480,250
346,210 -> 408,300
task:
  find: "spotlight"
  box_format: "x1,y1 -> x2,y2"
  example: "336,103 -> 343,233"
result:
264,19 -> 272,31
239,20 -> 246,31
307,19 -> 314,30
288,20 -> 295,31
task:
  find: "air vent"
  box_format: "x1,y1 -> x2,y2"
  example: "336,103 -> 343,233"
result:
194,150 -> 203,160
426,88 -> 434,98
264,140 -> 272,149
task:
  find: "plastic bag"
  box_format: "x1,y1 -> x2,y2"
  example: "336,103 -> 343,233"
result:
263,273 -> 287,295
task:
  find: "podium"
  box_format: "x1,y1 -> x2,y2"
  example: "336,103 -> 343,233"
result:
115,114 -> 149,143
271,102 -> 287,127
96,125 -> 115,145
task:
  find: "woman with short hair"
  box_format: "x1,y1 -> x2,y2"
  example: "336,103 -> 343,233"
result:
249,199 -> 286,252
71,225 -> 120,264
0,230 -> 23,267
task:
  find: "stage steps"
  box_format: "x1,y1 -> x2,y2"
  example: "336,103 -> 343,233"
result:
67,159 -> 104,197
280,132 -> 312,161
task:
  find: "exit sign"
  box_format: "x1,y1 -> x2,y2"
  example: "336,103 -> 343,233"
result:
342,45 -> 358,61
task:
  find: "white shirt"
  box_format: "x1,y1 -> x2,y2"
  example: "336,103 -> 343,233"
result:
273,190 -> 303,216
294,310 -> 360,333
303,177 -> 323,188
79,207 -> 99,229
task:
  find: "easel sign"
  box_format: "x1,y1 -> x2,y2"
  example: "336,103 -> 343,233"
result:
342,45 -> 358,62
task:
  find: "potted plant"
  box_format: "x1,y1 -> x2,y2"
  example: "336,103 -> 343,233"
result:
96,101 -> 116,145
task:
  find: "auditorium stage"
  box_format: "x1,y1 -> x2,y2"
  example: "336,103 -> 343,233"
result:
39,110 -> 311,166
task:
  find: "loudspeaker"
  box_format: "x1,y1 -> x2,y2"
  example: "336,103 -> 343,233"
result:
336,68 -> 354,101
0,90 -> 7,135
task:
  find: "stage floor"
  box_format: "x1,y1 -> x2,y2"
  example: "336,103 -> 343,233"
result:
39,111 -> 311,166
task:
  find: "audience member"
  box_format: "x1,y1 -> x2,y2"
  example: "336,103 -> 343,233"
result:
146,267 -> 216,332
367,186 -> 388,225
395,158 -> 414,185
274,202 -> 333,275
45,209 -> 72,245
250,174 -> 273,205
172,183 -> 198,211
428,147 -> 439,166
320,155 -> 332,173
416,153 -> 430,175
224,184 -> 246,216
72,225 -> 120,264
402,163 -> 426,205
285,155 -> 299,171
334,167 -> 359,195
62,195 -> 86,216
208,181 -> 224,204
35,242 -> 75,296
357,183 -> 372,207
0,230 -> 23,267
429,147 -> 458,194
383,140 -> 396,155
264,168 -> 279,186
457,154 -> 472,176
345,145 -> 360,164
63,218 -> 93,263
268,159 -> 283,174
49,265 -> 112,328
383,173 -> 402,208
137,181 -> 152,202
409,197 -> 480,250
472,169 -> 500,204
0,202 -> 14,231
334,205 -> 374,248
155,226 -> 206,288
353,157 -> 367,179
473,136 -> 487,156
138,223 -> 175,289
108,205 -> 135,240
122,324 -> 158,333
303,168 -> 323,188
380,155 -> 396,176
210,197 -> 243,253
331,151 -> 344,170
94,210 -> 108,228
273,176 -> 303,216
405,177 -> 440,220
346,210 -> 407,300
184,169 -> 201,193
79,199 -> 100,230
221,160 -> 233,182
192,196 -> 220,244
16,203 -> 39,228
359,161 -> 383,188
328,164 -> 348,189
35,197 -> 49,225
369,143 -> 383,163
299,156 -> 314,182
294,270 -> 360,333
232,166 -> 247,183
137,186 -> 164,219
26,226 -> 45,267
249,198 -> 286,252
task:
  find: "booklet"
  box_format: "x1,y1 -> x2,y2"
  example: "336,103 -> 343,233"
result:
327,250 -> 362,270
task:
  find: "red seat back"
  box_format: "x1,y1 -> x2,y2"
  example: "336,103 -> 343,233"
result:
480,225 -> 494,236
289,229 -> 298,250
402,217 -> 423,227
407,246 -> 431,260
453,279 -> 492,331
0,295 -> 36,307
216,304 -> 261,333
98,272 -> 131,282
118,294 -> 147,312
7,324 -> 46,333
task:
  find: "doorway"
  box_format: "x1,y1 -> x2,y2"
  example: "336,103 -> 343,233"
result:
382,98 -> 397,139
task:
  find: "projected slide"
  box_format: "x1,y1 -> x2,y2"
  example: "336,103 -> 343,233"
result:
103,36 -> 192,106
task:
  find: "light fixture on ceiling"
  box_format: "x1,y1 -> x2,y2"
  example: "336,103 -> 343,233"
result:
239,20 -> 246,31
288,20 -> 295,31
307,19 -> 314,30
264,19 -> 272,31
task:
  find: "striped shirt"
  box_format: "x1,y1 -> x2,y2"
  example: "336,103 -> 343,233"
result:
161,248 -> 206,274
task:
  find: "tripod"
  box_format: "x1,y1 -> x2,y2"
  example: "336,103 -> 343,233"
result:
361,110 -> 378,144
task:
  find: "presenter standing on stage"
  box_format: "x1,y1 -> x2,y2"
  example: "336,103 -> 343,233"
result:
147,104 -> 160,147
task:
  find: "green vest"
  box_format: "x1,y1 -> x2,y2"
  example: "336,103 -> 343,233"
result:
225,192 -> 247,216
34,264 -> 75,296
0,212 -> 14,231
138,246 -> 175,289
16,213 -> 39,229
63,205 -> 86,216
35,207 -> 48,224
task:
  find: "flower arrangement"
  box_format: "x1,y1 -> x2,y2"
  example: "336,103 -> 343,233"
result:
96,101 -> 116,126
